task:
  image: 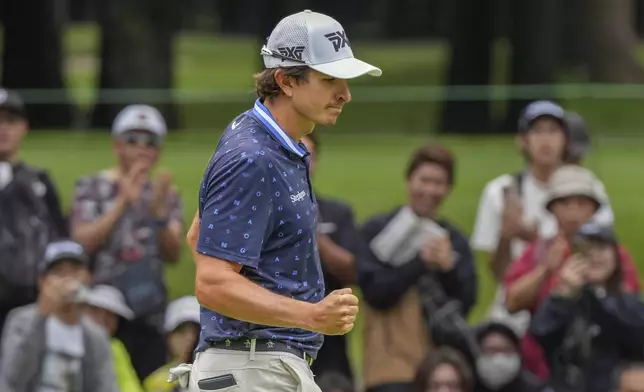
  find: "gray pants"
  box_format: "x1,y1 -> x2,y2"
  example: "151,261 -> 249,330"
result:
188,346 -> 321,392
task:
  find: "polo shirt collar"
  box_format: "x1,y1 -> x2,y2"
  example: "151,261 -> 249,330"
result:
251,99 -> 308,158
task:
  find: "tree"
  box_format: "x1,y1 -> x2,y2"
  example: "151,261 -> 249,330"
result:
1,0 -> 74,129
582,0 -> 644,83
90,0 -> 178,130
502,0 -> 559,132
440,0 -> 494,134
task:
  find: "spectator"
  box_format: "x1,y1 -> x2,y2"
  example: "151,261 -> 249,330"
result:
0,88 -> 67,336
613,362 -> 644,392
470,101 -> 613,338
144,296 -> 200,392
504,165 -> 640,379
473,321 -> 547,392
563,112 -> 591,165
70,104 -> 184,381
413,347 -> 474,392
316,371 -> 355,392
358,144 -> 477,392
0,239 -> 118,392
530,224 -> 644,392
84,285 -> 143,392
301,134 -> 358,384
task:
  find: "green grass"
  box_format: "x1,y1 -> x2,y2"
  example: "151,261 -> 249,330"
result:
19,131 -> 644,378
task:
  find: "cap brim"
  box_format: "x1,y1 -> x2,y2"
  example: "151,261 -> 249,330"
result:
87,298 -> 135,320
310,57 -> 382,79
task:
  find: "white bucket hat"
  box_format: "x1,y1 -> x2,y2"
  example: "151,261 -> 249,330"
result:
545,165 -> 602,211
164,296 -> 201,334
84,285 -> 134,320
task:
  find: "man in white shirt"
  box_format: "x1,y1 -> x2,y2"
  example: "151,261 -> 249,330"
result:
470,101 -> 613,335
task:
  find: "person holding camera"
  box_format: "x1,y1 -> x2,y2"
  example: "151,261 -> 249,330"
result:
358,144 -> 476,392
503,165 -> 640,379
530,223 -> 644,392
0,240 -> 118,392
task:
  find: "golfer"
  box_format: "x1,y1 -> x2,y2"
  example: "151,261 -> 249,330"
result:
184,9 -> 381,392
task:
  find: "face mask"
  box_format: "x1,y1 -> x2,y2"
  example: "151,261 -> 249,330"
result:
476,353 -> 521,390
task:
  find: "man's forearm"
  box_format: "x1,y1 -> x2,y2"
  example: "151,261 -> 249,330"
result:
72,197 -> 128,254
158,221 -> 182,263
505,264 -> 549,313
489,238 -> 513,282
196,259 -> 318,332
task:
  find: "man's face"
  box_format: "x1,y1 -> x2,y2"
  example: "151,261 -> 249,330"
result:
407,162 -> 451,218
113,130 -> 161,172
85,306 -> 119,336
521,117 -> 566,167
550,196 -> 597,235
619,368 -> 644,392
300,135 -> 317,177
290,70 -> 351,126
0,109 -> 27,160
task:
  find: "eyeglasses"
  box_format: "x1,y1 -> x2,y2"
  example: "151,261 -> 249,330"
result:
260,45 -> 306,64
120,132 -> 161,148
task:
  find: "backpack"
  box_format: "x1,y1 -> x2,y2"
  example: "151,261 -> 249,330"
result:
0,166 -> 58,310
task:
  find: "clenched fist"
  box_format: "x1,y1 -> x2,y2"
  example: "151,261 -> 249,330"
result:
310,288 -> 359,336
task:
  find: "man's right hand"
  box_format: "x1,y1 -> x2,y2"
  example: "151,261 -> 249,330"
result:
310,288 -> 359,336
119,160 -> 149,204
37,276 -> 78,316
544,235 -> 568,272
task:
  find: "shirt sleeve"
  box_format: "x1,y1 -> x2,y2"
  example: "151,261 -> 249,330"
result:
70,176 -> 100,227
197,155 -> 273,269
470,180 -> 503,252
37,170 -> 69,237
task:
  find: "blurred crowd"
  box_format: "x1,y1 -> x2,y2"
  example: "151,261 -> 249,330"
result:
0,87 -> 643,392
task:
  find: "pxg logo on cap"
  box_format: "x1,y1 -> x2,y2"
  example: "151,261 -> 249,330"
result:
261,10 -> 382,80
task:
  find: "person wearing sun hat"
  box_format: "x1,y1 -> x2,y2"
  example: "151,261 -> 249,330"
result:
144,296 -> 200,392
84,284 -> 143,392
504,165 -> 641,381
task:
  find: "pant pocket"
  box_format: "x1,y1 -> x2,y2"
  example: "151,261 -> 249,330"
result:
278,355 -> 320,392
195,373 -> 240,392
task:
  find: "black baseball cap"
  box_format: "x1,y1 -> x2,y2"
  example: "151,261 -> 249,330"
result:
518,100 -> 567,133
565,111 -> 591,159
0,88 -> 27,118
40,239 -> 89,275
575,223 -> 618,245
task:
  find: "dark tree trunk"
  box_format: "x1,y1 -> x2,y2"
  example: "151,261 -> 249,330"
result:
559,0 -> 586,69
583,0 -> 644,83
440,0 -> 494,134
0,0 -> 74,129
90,0 -> 178,130
502,0 -> 559,133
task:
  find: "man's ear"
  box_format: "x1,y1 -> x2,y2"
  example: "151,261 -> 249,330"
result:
274,69 -> 294,98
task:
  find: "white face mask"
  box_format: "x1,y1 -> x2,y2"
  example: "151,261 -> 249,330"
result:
476,353 -> 521,390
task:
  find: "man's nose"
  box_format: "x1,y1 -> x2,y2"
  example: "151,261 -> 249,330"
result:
337,80 -> 351,104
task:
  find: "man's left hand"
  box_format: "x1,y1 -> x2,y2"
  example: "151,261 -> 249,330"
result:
420,235 -> 454,272
150,169 -> 174,219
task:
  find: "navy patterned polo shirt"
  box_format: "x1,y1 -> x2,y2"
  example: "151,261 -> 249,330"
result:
195,99 -> 325,357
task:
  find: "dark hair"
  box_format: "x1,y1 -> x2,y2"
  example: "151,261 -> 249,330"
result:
604,243 -> 624,294
254,67 -> 310,100
406,144 -> 455,185
315,371 -> 354,392
414,347 -> 474,392
475,321 -> 520,349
